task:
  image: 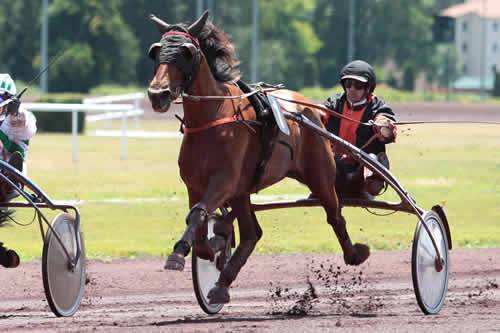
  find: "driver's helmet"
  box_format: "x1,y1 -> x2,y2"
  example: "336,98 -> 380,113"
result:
0,74 -> 17,97
339,60 -> 376,94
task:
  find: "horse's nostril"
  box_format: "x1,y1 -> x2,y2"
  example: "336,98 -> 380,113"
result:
149,86 -> 172,95
148,87 -> 173,111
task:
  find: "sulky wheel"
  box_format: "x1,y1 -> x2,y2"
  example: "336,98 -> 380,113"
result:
42,213 -> 86,317
192,212 -> 232,314
411,210 -> 450,315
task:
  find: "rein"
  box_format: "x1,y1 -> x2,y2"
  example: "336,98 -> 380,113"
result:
269,95 -> 372,127
177,88 -> 372,128
395,120 -> 500,125
178,87 -> 278,102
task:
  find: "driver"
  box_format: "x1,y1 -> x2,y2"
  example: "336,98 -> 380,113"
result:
322,60 -> 397,198
0,74 -> 37,189
0,74 -> 36,269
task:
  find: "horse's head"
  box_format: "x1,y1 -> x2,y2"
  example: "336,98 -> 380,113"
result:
147,11 -> 208,113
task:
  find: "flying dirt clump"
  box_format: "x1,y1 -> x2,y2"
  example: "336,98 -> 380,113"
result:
267,278 -> 318,316
309,259 -> 383,313
267,259 -> 384,316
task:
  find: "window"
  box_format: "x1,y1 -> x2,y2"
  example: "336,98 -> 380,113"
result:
462,42 -> 468,53
463,64 -> 468,75
493,22 -> 499,32
493,43 -> 498,53
462,21 -> 468,32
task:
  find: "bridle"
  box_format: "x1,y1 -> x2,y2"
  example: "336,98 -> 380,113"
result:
153,30 -> 203,93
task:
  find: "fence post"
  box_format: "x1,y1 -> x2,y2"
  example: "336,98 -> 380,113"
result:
134,97 -> 140,128
72,110 -> 78,162
121,110 -> 128,160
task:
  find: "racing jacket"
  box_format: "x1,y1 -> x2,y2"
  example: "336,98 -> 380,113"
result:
0,106 -> 37,158
323,93 -> 396,156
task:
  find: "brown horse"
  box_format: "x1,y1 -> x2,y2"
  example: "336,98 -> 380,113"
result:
147,11 -> 369,304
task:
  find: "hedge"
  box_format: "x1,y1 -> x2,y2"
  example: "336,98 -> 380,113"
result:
31,93 -> 86,134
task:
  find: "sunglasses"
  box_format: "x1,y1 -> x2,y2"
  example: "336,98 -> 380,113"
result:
344,79 -> 367,90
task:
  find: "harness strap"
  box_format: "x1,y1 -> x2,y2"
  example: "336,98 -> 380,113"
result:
183,114 -> 240,134
161,31 -> 202,91
179,87 -> 279,102
162,31 -> 200,47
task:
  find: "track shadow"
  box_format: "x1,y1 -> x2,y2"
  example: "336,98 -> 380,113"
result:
148,311 -> 387,327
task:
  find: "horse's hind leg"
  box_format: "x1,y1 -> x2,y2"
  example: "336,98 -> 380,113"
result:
301,108 -> 369,266
207,195 -> 262,304
310,167 -> 370,266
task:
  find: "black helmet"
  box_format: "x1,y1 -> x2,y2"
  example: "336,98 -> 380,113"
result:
340,60 -> 376,93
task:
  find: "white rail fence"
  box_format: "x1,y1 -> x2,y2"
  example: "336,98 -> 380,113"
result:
83,92 -> 144,124
24,102 -> 138,162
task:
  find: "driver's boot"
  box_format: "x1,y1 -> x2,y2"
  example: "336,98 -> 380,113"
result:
363,152 -> 390,197
0,242 -> 20,268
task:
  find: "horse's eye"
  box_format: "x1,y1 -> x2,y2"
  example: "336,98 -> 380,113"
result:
181,48 -> 194,59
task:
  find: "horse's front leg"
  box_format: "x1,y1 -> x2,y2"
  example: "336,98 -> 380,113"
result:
207,195 -> 262,304
165,173 -> 238,271
164,188 -> 201,270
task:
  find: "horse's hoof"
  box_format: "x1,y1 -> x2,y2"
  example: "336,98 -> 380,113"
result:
164,252 -> 185,271
344,243 -> 370,266
207,285 -> 230,304
0,249 -> 20,268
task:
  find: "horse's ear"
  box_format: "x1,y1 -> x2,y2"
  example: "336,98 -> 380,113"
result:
180,43 -> 198,58
149,14 -> 170,33
188,10 -> 209,37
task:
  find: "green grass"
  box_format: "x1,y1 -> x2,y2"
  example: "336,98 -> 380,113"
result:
0,120 -> 499,260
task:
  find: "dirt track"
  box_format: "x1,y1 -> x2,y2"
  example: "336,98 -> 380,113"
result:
0,249 -> 499,332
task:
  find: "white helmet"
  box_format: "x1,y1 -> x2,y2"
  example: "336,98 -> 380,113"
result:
0,74 -> 17,96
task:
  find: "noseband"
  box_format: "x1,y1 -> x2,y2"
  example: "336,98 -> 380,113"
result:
159,31 -> 202,92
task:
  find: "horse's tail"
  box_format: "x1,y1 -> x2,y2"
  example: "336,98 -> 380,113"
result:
0,209 -> 14,227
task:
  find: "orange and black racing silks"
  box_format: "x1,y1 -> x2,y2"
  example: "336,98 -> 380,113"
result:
323,93 -> 396,156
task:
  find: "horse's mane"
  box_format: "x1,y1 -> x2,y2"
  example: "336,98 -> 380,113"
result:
198,22 -> 241,82
169,22 -> 241,82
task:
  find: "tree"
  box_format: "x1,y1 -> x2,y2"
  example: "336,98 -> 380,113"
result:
436,0 -> 465,11
48,0 -> 139,92
125,0 -> 322,90
257,0 -> 322,88
426,44 -> 459,88
0,1 -> 41,81
312,0 -> 443,90
120,0 -> 194,86
0,0 -> 468,93
493,66 -> 500,97
312,0 -> 349,87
